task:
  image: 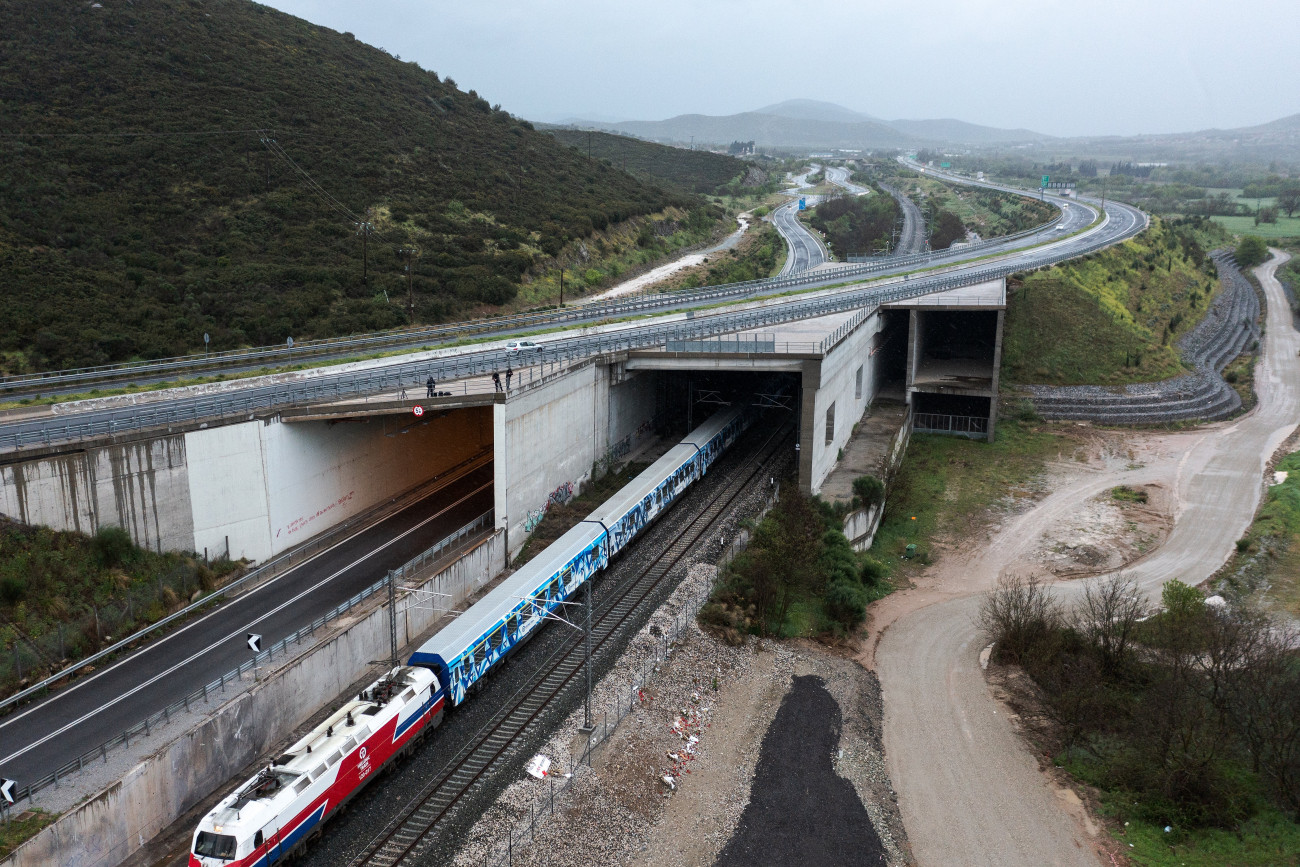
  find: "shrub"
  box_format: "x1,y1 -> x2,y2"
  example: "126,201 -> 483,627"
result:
1235,235 -> 1269,268
92,525 -> 135,569
978,573 -> 1063,665
852,475 -> 885,510
824,578 -> 868,629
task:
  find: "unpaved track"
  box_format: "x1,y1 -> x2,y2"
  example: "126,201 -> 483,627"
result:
871,251 -> 1296,866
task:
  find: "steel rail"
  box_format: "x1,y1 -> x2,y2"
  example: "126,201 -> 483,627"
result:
349,422 -> 792,867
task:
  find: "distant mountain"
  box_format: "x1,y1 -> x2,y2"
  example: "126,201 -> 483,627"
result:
572,112 -> 915,150
564,101 -> 1056,150
753,99 -> 880,124
887,118 -> 1054,144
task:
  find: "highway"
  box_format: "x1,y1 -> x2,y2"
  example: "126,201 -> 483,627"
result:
0,190 -> 1135,458
879,181 -> 927,255
772,196 -> 830,274
824,164 -> 870,196
0,174 -> 1144,806
0,462 -> 493,792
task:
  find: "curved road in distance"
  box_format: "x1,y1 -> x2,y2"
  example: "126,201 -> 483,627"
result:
0,464 -> 493,791
0,192 -> 1133,456
824,165 -> 870,196
876,250 -> 1298,866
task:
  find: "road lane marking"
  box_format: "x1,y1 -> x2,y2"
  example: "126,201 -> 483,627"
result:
0,478 -> 491,768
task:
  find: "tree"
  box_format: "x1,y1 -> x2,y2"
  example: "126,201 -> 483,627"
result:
1072,573 -> 1146,675
1278,186 -> 1300,219
1235,235 -> 1269,268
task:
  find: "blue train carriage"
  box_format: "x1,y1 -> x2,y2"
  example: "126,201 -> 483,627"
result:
407,521 -> 607,706
587,408 -> 746,559
682,407 -> 748,473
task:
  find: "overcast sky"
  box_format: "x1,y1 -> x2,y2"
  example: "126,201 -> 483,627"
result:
261,0 -> 1299,137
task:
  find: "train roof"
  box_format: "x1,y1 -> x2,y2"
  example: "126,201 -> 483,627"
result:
585,409 -> 740,528
413,520 -> 605,665
583,443 -> 699,528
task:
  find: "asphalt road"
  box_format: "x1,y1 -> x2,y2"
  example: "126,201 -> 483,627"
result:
824,165 -> 870,196
875,250 -> 1297,866
772,197 -> 830,274
0,463 -> 493,789
879,181 -> 927,255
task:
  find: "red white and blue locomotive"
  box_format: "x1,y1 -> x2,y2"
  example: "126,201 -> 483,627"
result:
190,408 -> 747,865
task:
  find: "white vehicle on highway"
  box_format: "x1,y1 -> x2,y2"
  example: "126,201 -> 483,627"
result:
504,339 -> 542,353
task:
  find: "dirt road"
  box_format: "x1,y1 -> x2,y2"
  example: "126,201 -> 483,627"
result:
871,251 -> 1296,866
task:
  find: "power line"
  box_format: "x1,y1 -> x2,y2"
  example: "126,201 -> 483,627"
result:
259,135 -> 360,223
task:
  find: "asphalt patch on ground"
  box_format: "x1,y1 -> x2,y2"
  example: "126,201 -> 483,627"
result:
715,675 -> 886,867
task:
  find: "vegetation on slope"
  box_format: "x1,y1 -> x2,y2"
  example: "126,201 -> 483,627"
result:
981,575 -> 1300,865
0,0 -> 718,372
545,129 -> 756,195
806,192 -> 901,258
1001,217 -> 1229,386
702,489 -> 889,641
0,517 -> 242,698
1215,449 -> 1300,618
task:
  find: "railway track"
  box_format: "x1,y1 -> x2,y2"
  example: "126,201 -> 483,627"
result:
348,419 -> 793,867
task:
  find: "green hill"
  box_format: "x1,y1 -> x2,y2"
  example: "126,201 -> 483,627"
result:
0,0 -> 706,371
545,129 -> 755,194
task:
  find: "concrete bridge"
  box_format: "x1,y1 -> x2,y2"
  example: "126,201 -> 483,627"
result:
0,276 -> 1005,564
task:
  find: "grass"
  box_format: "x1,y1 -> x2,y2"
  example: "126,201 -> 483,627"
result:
870,420 -> 1072,574
0,809 -> 57,857
1111,485 -> 1149,504
1002,218 -> 1222,386
1214,449 -> 1300,617
1211,215 -> 1300,240
1114,809 -> 1300,867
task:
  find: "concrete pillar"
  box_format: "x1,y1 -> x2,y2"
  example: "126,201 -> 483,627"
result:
906,309 -> 921,405
798,360 -> 820,494
988,309 -> 1006,443
493,401 -> 508,539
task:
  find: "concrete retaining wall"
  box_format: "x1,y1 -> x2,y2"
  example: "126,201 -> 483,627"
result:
0,436 -> 194,553
498,364 -> 606,557
1,409 -> 491,562
3,532 -> 505,867
809,312 -> 884,494
843,406 -> 912,552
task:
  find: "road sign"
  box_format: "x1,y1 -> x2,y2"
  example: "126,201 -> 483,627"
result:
286,337 -> 294,349
940,162 -> 951,168
1042,175 -> 1050,187
798,198 -> 806,210
412,405 -> 424,417
1,778 -> 15,804
247,633 -> 262,653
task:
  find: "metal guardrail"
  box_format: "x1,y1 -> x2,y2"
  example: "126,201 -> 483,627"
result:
0,450 -> 492,714
913,413 -> 990,436
0,196 -> 1068,396
0,214 -> 1137,456
4,509 -> 495,810
664,335 -> 777,353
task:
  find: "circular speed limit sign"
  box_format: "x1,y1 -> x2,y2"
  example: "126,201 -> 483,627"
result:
412,405 -> 424,417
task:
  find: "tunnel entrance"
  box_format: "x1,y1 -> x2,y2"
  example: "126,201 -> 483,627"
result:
657,371 -> 801,439
874,309 -> 910,401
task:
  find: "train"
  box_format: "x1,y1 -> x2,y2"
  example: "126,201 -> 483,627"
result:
189,407 -> 748,867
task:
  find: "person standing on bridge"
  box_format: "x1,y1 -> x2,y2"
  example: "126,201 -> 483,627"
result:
505,364 -> 512,391
492,372 -> 501,392
426,375 -> 435,398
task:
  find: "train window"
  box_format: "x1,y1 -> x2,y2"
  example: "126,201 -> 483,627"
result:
255,831 -> 264,849
195,832 -> 237,859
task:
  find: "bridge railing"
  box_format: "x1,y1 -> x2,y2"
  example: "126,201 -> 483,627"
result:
1,508 -> 495,811
0,202 -> 1138,456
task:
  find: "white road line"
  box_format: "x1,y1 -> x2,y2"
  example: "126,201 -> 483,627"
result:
0,478 -> 490,767
0,467 -> 488,745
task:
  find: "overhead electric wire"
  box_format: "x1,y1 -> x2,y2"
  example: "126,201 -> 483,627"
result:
259,135 -> 362,223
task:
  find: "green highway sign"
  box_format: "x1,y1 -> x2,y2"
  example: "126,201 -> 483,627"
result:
940,162 -> 951,168
1042,175 -> 1050,187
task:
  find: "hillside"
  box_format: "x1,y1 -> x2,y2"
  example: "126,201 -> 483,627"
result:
545,129 -> 753,194
0,0 -> 704,371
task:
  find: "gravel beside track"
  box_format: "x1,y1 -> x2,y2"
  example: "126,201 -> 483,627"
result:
295,423 -> 792,867
1021,251 -> 1261,424
715,675 -> 886,867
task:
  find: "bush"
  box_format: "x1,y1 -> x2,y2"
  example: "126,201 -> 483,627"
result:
852,475 -> 884,510
978,573 -> 1063,665
92,525 -> 135,569
1235,235 -> 1269,268
824,578 -> 868,629
859,556 -> 887,587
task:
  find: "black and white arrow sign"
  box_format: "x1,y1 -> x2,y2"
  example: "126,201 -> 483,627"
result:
247,633 -> 262,653
1,778 -> 16,804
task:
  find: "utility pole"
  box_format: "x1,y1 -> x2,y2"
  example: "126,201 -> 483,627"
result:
387,571 -> 399,669
582,578 -> 593,731
356,220 -> 374,285
558,268 -> 564,307
398,246 -> 417,318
